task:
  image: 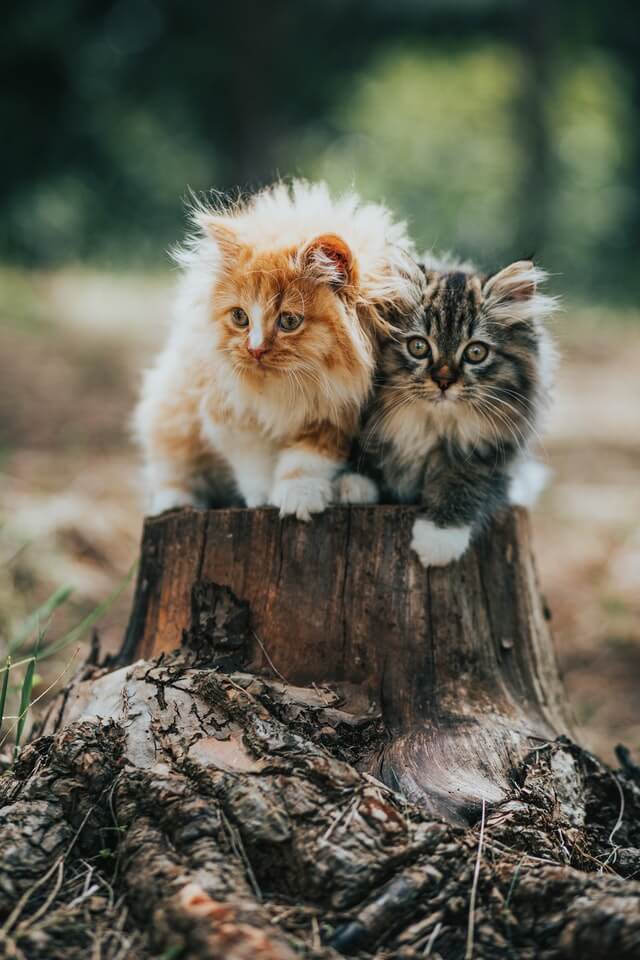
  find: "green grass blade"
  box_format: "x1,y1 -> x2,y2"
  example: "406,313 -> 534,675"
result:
10,585 -> 74,654
36,561 -> 137,663
0,657 -> 10,731
14,655 -> 36,756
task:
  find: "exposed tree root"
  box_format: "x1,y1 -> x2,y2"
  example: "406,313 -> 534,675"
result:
1,643 -> 639,960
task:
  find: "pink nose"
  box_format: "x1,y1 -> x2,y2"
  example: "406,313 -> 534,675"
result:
432,364 -> 457,391
247,345 -> 269,360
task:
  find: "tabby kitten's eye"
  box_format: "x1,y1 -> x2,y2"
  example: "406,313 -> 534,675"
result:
407,337 -> 431,359
231,308 -> 249,328
278,312 -> 304,332
464,342 -> 489,364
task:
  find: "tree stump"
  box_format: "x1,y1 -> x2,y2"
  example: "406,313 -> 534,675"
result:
4,506 -> 640,960
120,505 -> 571,822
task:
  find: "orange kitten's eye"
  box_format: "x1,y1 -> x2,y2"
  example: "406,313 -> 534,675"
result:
407,337 -> 431,359
277,312 -> 304,332
464,342 -> 489,364
231,308 -> 249,328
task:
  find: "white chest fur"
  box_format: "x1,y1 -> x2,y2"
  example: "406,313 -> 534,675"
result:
378,397 -> 492,464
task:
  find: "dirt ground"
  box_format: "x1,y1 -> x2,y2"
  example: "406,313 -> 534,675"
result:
1,268 -> 639,762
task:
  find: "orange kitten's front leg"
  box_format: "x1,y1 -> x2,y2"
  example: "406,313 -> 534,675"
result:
271,422 -> 350,521
135,355 -> 234,514
201,419 -> 276,508
138,419 -> 218,515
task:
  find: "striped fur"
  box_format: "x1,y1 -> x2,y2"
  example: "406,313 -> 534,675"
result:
351,257 -> 557,564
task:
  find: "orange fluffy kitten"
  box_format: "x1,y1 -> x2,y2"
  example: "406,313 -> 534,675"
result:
134,181 -> 417,519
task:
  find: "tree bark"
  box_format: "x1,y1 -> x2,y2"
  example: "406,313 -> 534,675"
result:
3,504 -> 640,959
120,505 -> 570,823
3,649 -> 640,960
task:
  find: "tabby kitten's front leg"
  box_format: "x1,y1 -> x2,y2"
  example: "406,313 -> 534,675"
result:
271,422 -> 351,521
410,454 -> 509,568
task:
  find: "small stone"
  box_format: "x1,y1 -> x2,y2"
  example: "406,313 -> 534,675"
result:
319,726 -> 336,738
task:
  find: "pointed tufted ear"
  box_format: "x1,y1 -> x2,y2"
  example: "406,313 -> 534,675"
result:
483,260 -> 537,302
301,233 -> 356,288
198,216 -> 242,259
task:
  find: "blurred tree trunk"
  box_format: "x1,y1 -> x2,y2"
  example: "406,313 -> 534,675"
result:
618,47 -> 640,276
512,0 -> 554,258
220,0 -> 291,189
592,0 -> 640,288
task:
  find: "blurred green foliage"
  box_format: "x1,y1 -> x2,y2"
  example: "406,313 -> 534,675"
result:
1,0 -> 639,300
309,46 -> 631,290
306,46 -> 527,259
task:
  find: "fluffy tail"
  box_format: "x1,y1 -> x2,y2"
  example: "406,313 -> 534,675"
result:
508,458 -> 550,508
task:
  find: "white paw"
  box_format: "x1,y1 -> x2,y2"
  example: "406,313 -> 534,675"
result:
270,475 -> 333,521
335,472 -> 379,504
149,488 -> 200,515
410,518 -> 471,568
241,488 -> 271,508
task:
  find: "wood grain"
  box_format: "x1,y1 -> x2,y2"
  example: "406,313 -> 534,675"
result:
121,505 -> 572,820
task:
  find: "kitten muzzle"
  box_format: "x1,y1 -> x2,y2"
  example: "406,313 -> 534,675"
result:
247,344 -> 271,361
431,364 -> 458,392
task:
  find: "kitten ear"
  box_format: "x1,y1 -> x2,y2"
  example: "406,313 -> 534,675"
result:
301,234 -> 356,288
199,216 -> 242,258
483,260 -> 537,302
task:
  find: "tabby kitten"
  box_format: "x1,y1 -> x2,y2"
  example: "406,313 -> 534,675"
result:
134,181 -> 418,519
351,257 -> 556,566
